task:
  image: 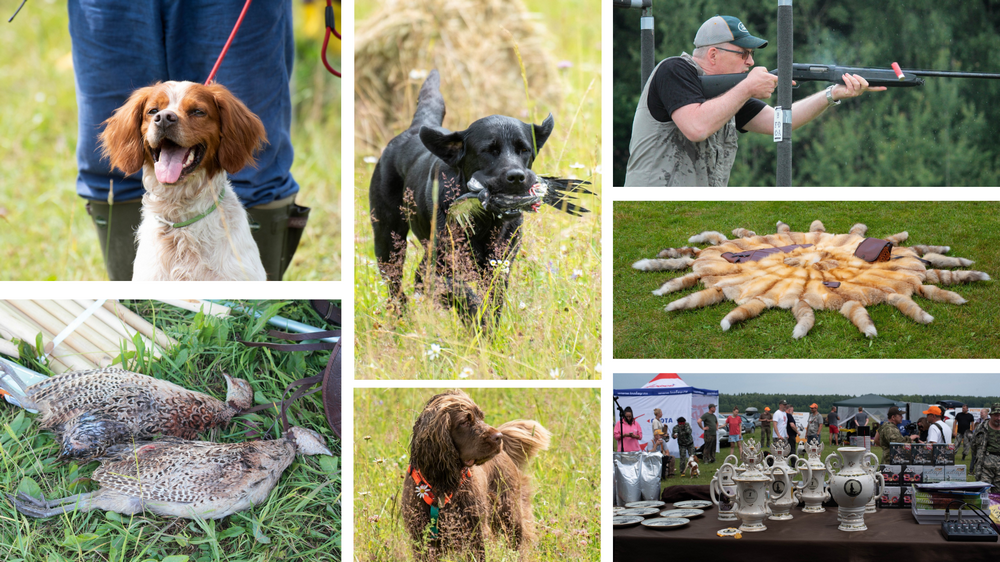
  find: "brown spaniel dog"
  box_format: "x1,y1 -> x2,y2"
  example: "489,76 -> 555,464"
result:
402,390 -> 551,561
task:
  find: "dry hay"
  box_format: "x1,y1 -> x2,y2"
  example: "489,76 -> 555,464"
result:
355,0 -> 563,154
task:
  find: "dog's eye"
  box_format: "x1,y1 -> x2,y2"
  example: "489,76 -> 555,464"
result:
189,109 -> 206,117
147,108 -> 159,115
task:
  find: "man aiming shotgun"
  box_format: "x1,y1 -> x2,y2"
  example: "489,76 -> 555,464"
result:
624,15 -> 884,187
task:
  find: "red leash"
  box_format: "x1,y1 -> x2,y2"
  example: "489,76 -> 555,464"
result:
204,0 -> 340,85
205,0 -> 254,85
322,0 -> 342,77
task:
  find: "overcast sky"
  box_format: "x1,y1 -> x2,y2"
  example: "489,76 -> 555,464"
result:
613,373 -> 999,396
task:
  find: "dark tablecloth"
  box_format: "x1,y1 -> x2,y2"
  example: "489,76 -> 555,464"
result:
614,506 -> 999,561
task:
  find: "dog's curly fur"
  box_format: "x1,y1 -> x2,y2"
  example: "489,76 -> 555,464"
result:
401,390 -> 551,561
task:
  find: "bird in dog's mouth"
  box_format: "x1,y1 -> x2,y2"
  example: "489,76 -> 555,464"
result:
448,171 -> 594,229
151,138 -> 206,185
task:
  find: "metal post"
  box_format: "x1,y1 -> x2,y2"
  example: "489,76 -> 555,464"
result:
612,0 -> 655,89
776,0 -> 793,186
640,7 -> 655,89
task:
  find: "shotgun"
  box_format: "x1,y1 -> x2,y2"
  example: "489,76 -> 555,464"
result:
699,63 -> 1000,99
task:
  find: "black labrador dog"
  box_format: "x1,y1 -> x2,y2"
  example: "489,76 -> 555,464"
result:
369,70 -> 586,327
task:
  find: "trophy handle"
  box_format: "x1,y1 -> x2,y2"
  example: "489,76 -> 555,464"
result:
710,475 -> 722,506
794,457 -> 813,490
863,451 -> 879,473
723,454 -> 739,466
764,454 -> 775,468
824,452 -> 841,475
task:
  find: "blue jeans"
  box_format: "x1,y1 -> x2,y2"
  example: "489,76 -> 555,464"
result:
68,0 -> 298,208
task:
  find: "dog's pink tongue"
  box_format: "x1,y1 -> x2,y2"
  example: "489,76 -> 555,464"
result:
154,145 -> 190,184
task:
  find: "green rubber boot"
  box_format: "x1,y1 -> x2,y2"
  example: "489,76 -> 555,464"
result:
86,199 -> 142,281
247,198 -> 310,281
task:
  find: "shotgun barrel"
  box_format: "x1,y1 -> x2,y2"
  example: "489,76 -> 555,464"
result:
698,64 -> 1000,100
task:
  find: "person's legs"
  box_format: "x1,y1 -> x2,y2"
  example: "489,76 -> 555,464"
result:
166,0 -> 304,280
68,0 -> 167,279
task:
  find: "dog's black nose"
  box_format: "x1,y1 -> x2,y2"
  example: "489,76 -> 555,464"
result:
154,110 -> 178,128
505,169 -> 526,185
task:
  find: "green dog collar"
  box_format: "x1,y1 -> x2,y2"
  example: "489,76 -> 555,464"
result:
155,189 -> 224,229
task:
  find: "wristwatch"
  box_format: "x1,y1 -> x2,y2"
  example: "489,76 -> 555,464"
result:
825,85 -> 841,106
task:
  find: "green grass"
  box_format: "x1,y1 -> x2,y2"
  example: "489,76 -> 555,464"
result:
354,388 -> 600,562
354,0 -> 602,380
0,5 -> 340,280
614,201 -> 1000,358
0,301 -> 341,561
622,425 -> 975,490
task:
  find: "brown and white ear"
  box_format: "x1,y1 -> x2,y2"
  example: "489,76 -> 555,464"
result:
208,84 -> 267,174
99,85 -> 155,175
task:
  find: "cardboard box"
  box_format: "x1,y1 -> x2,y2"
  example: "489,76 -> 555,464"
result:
901,465 -> 923,484
880,464 -> 902,484
944,465 -> 967,482
924,465 -> 946,483
912,444 -> 934,465
933,443 -> 955,465
902,486 -> 913,509
881,486 -> 902,508
889,443 -> 912,465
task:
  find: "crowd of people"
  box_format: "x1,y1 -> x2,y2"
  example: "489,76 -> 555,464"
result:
615,400 -> 1000,492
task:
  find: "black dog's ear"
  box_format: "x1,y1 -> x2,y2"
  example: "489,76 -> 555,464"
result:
531,113 -> 555,154
420,126 -> 465,168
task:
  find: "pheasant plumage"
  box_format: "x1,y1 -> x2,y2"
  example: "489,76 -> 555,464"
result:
10,427 -> 333,520
2,366 -> 253,461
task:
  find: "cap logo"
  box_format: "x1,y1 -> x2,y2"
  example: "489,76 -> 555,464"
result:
738,22 -> 748,33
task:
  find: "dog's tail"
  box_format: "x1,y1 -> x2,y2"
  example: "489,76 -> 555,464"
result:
498,420 -> 551,468
410,70 -> 446,129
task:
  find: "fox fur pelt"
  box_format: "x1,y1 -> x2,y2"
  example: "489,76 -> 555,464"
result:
633,220 -> 990,339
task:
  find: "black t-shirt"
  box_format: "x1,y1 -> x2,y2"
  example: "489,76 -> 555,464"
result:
955,412 -> 975,433
787,415 -> 798,438
647,57 -> 767,133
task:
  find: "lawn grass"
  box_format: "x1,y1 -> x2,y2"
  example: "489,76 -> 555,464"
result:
0,5 -> 340,280
614,424 -> 974,491
0,300 -> 341,561
354,0 -> 602,380
354,388 -> 600,562
614,201 -> 1000,358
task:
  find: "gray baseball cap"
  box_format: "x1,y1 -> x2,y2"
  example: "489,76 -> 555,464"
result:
694,15 -> 768,50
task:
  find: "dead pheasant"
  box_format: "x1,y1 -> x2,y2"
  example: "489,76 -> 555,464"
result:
0,364 -> 254,461
10,426 -> 333,519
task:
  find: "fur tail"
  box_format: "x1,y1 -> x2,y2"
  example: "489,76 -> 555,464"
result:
499,420 -> 551,469
410,70 -> 446,129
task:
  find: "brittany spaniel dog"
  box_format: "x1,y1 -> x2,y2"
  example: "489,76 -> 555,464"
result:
685,455 -> 700,478
99,81 -> 267,281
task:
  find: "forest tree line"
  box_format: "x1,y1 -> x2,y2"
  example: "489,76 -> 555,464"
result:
718,393 -> 1000,414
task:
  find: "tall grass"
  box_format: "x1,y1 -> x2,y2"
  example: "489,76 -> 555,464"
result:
354,0 -> 602,380
614,201 -> 1000,359
354,388 -> 601,562
0,5 -> 340,280
0,301 -> 341,561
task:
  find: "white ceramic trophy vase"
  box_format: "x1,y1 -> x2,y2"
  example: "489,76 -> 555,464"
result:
731,438 -> 790,532
764,438 -> 813,520
796,439 -> 831,513
863,449 -> 882,514
710,462 -> 739,521
825,447 -> 882,531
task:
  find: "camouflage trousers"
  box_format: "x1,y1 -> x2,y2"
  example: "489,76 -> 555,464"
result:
677,445 -> 694,472
975,452 -> 1000,493
703,436 -> 717,463
956,430 -> 973,458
